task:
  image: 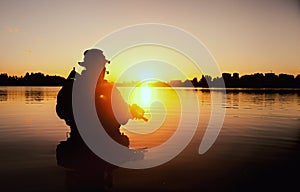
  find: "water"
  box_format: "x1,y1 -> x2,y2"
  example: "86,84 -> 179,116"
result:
0,86 -> 299,191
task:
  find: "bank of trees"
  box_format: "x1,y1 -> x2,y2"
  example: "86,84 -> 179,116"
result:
171,73 -> 300,88
1,72 -> 299,88
0,72 -> 65,86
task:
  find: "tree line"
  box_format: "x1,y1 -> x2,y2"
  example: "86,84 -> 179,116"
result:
171,72 -> 300,88
0,72 -> 299,88
0,72 -> 65,86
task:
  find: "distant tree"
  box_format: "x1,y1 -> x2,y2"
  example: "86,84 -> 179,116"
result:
191,77 -> 199,87
212,76 -> 223,87
296,74 -> 300,88
278,74 -> 295,88
0,73 -> 9,85
222,73 -> 232,87
169,80 -> 183,87
199,75 -> 209,88
232,73 -> 240,88
264,73 -> 278,88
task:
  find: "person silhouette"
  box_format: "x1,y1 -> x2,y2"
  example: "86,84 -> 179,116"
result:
77,49 -> 146,146
56,49 -> 146,190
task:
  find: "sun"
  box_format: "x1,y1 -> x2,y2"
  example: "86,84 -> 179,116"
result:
128,82 -> 154,108
140,86 -> 152,106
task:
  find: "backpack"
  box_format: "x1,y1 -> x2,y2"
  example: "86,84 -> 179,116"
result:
56,68 -> 76,124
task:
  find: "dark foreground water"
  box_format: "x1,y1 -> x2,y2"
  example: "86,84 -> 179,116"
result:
0,87 -> 299,191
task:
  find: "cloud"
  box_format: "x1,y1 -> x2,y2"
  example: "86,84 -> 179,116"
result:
23,50 -> 33,54
4,25 -> 21,33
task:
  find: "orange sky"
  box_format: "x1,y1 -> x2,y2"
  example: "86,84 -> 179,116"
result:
0,0 -> 300,81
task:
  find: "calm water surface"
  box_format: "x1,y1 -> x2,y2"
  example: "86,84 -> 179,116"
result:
0,86 -> 299,191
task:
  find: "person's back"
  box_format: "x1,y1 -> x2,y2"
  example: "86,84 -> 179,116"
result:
56,67 -> 82,140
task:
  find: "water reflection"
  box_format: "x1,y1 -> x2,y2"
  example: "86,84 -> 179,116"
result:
56,133 -> 118,191
224,91 -> 299,112
65,170 -> 110,192
0,87 -> 299,191
25,88 -> 44,102
0,89 -> 7,101
0,87 -> 60,103
226,92 -> 240,109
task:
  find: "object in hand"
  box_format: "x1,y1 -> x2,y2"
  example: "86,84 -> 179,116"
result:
130,104 -> 148,122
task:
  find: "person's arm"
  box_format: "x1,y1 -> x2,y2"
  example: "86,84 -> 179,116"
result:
112,87 -> 147,125
111,87 -> 132,125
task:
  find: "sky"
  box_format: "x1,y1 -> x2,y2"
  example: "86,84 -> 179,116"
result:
0,0 -> 300,82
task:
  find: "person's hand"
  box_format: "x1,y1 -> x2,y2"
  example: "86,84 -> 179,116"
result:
130,104 -> 148,121
130,104 -> 144,119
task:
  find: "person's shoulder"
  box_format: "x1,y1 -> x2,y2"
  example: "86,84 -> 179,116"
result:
102,81 -> 114,89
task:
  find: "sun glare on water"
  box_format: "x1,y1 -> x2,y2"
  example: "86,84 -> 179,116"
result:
128,83 -> 153,109
121,84 -> 181,149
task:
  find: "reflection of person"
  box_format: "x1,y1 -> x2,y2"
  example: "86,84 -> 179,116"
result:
56,49 -> 145,190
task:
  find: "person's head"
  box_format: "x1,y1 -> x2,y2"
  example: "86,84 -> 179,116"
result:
78,49 -> 110,69
78,49 -> 110,83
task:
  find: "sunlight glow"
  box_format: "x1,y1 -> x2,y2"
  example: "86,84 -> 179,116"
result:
121,86 -> 182,148
140,86 -> 152,106
107,45 -> 201,82
128,83 -> 153,108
